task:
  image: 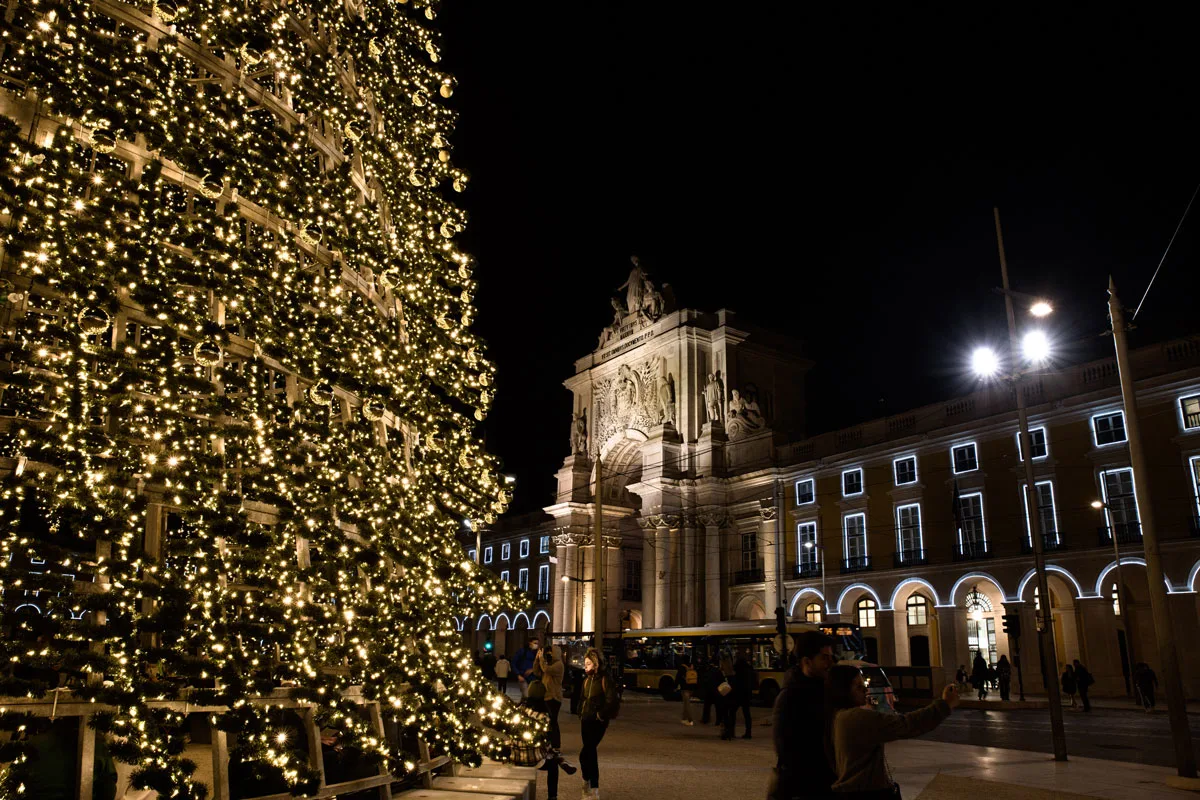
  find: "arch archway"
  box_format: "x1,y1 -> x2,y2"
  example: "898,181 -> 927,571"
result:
1016,565 -> 1085,601
626,609 -> 643,630
787,587 -> 827,616
531,610 -> 551,630
891,581 -> 940,668
948,572 -> 1007,607
836,583 -> 885,614
733,594 -> 767,620
597,432 -> 647,507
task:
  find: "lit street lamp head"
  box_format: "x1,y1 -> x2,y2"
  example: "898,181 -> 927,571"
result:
971,346 -> 1001,378
1022,329 -> 1052,364
1030,300 -> 1054,317
1091,500 -> 1105,510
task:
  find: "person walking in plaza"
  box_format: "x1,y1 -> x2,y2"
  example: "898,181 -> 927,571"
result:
828,664 -> 959,796
676,657 -> 699,726
577,648 -> 619,799
494,654 -> 511,695
733,649 -> 757,739
718,654 -> 737,741
1134,662 -> 1159,712
1073,659 -> 1094,712
771,631 -> 836,800
997,654 -> 1012,702
702,659 -> 724,726
512,637 -> 539,698
1061,664 -> 1077,709
531,642 -> 575,799
971,651 -> 989,701
955,664 -> 968,694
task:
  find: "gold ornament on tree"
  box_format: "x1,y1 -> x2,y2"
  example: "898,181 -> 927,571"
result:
307,382 -> 335,406
77,306 -> 111,335
193,339 -> 223,367
362,399 -> 386,421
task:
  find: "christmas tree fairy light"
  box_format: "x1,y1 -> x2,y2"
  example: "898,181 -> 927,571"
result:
0,0 -> 543,795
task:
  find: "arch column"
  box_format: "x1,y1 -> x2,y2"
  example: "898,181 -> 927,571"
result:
639,522 -> 657,629
647,514 -> 680,628
937,606 -> 962,687
681,516 -> 698,627
700,510 -> 727,623
876,610 -> 897,666
553,532 -> 583,633
759,504 -> 779,616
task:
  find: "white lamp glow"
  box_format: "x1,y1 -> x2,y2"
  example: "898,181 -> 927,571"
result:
1022,330 -> 1051,363
971,347 -> 1000,378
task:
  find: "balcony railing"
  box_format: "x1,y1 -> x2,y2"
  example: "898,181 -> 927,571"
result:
793,563 -> 822,579
1098,522 -> 1142,546
1021,532 -> 1063,554
952,541 -> 991,562
621,587 -> 642,601
893,549 -> 927,568
732,567 -> 766,585
841,556 -> 871,574
535,591 -> 550,603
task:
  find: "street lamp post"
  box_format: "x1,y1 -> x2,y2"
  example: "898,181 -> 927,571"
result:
1090,499 -> 1136,700
981,208 -> 1068,761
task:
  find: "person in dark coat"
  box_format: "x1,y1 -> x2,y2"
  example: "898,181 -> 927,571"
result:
718,654 -> 737,740
733,649 -> 758,739
1135,662 -> 1159,712
701,659 -> 724,725
1073,659 -> 1093,712
1061,664 -> 1077,708
970,651 -> 989,700
996,654 -> 1013,702
771,631 -> 836,800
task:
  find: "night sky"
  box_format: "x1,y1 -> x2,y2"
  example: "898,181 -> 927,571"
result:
437,5 -> 1200,514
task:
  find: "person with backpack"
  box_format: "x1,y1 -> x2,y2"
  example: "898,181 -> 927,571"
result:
494,654 -> 511,695
675,657 -> 699,726
997,654 -> 1013,702
1073,659 -> 1094,712
577,647 -> 619,799
717,654 -> 737,741
529,643 -> 576,800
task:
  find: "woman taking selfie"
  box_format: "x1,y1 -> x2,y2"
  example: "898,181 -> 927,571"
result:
827,664 -> 959,797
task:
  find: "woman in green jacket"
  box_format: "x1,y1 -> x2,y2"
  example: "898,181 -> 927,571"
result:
827,664 -> 958,797
576,648 -> 618,799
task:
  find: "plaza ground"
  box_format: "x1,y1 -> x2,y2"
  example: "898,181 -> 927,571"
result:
521,691 -> 1200,799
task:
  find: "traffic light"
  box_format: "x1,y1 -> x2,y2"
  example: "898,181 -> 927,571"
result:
1002,614 -> 1021,638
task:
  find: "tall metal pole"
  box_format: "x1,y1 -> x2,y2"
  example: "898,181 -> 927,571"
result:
594,458 -> 605,645
995,208 -> 1067,761
1109,278 -> 1197,777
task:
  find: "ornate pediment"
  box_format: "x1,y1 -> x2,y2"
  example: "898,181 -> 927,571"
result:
592,359 -> 665,452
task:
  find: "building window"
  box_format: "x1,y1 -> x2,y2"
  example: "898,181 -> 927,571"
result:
955,492 -> 986,553
1093,411 -> 1127,447
805,602 -> 823,623
538,564 -> 550,595
1100,467 -> 1140,537
843,513 -> 867,564
484,546 -> 493,564
856,597 -> 877,629
540,535 -> 551,554
906,594 -> 929,626
1022,480 -> 1059,545
501,542 -> 511,561
795,478 -> 815,505
895,503 -> 922,560
797,522 -> 818,569
1181,395 -> 1200,431
1112,582 -> 1121,616
1191,456 -> 1200,516
894,456 -> 918,486
499,569 -> 510,582
842,468 -> 864,497
741,532 -> 759,572
624,559 -> 641,593
518,568 -> 529,591
951,443 -> 978,474
468,548 -> 477,561
519,539 -> 530,559
1016,427 -> 1049,460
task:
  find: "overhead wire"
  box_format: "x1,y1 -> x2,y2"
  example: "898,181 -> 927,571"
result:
1133,178 -> 1200,321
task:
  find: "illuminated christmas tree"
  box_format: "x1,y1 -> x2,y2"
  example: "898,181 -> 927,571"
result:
0,0 -> 536,795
